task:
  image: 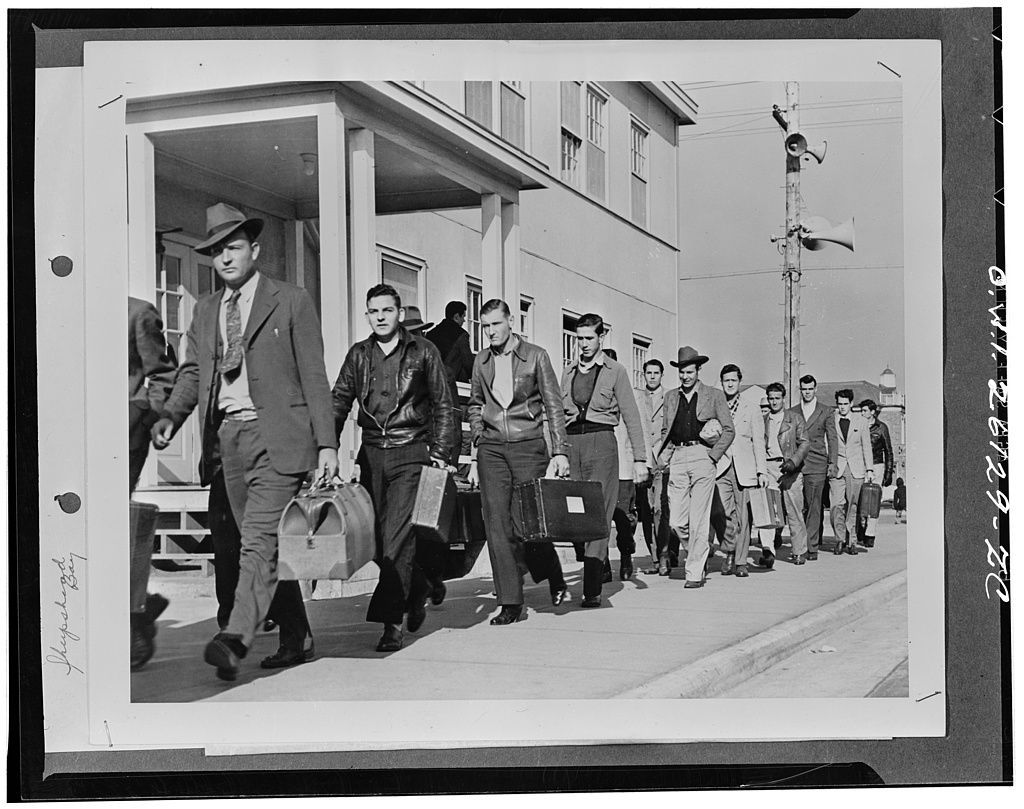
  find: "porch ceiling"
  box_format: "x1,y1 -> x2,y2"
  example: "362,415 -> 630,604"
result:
151,119 -> 481,218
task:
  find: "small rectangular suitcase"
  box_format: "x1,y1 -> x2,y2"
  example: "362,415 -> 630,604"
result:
858,481 -> 882,519
277,481 -> 376,580
129,500 -> 159,612
456,486 -> 486,544
513,478 -> 607,543
412,466 -> 459,543
750,487 -> 785,529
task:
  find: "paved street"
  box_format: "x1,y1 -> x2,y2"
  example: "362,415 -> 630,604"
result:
132,515 -> 907,703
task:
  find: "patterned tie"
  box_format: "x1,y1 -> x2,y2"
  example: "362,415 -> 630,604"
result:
221,290 -> 243,376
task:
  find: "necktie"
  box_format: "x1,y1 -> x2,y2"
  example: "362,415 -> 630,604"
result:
221,290 -> 243,376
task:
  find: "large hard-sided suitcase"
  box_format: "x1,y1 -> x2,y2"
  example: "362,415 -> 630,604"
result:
513,478 -> 607,543
858,481 -> 883,540
750,487 -> 785,529
129,500 -> 159,612
411,466 -> 459,543
277,481 -> 375,580
439,485 -> 487,580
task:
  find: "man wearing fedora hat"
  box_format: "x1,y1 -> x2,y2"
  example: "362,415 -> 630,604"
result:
153,202 -> 339,680
655,346 -> 734,588
332,284 -> 457,652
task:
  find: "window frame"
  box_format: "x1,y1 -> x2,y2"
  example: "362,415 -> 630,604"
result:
561,310 -> 580,368
466,277 -> 484,353
519,294 -> 535,342
631,334 -> 652,390
629,115 -> 651,228
377,243 -> 428,313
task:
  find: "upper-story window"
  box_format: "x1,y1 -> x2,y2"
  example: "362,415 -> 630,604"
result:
519,295 -> 534,342
630,117 -> 650,227
585,86 -> 607,200
632,336 -> 651,389
464,82 -> 526,150
562,311 -> 580,368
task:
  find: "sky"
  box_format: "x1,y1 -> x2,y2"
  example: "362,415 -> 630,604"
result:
675,81 -> 904,391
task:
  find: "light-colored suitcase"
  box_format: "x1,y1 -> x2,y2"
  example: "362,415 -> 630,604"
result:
750,487 -> 785,529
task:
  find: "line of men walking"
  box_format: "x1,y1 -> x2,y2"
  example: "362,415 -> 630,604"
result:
142,202 -> 896,681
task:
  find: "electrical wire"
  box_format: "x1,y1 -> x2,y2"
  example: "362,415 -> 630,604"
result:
680,264 -> 903,280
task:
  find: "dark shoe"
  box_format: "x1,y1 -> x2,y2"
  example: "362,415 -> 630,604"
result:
376,624 -> 404,652
429,580 -> 447,606
204,635 -> 244,681
846,545 -> 859,555
130,627 -> 154,671
490,606 -> 524,625
619,555 -> 634,580
550,585 -> 570,606
735,565 -> 749,578
807,552 -> 819,561
260,639 -> 314,669
144,593 -> 169,624
720,555 -> 734,576
833,543 -> 844,555
407,602 -> 428,633
602,558 -> 613,584
864,538 -> 875,548
791,554 -> 806,565
580,595 -> 602,608
262,619 -> 277,632
658,554 -> 671,576
683,579 -> 705,589
757,550 -> 775,569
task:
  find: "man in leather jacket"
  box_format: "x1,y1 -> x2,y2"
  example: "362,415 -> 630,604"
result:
467,298 -> 571,625
332,283 -> 457,652
859,399 -> 895,486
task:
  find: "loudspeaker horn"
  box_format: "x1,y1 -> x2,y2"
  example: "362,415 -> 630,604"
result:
784,131 -> 807,157
803,139 -> 828,164
799,217 -> 855,252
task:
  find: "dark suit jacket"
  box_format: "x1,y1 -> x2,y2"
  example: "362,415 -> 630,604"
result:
787,400 -> 837,476
764,410 -> 810,489
161,274 -> 337,482
128,297 -> 177,450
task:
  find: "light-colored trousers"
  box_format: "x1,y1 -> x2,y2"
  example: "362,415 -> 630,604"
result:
764,459 -> 808,558
666,444 -> 717,582
829,467 -> 863,548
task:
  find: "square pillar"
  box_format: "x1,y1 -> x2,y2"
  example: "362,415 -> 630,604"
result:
317,101 -> 349,379
501,198 -> 520,314
347,127 -> 377,340
481,192 -> 503,302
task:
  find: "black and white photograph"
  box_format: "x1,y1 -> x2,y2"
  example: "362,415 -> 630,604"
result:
13,7 -> 1009,796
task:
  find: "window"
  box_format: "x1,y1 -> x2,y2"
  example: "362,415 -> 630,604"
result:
500,81 -> 526,149
562,312 -> 580,368
155,248 -> 185,362
465,82 -> 493,129
630,118 -> 650,227
632,336 -> 651,389
585,86 -> 607,200
560,129 -> 581,186
379,245 -> 425,311
519,296 -> 534,341
464,81 -> 527,149
466,279 -> 483,353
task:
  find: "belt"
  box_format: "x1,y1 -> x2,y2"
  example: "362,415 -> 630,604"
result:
766,456 -> 784,462
675,440 -> 701,447
566,421 -> 615,435
222,410 -> 258,422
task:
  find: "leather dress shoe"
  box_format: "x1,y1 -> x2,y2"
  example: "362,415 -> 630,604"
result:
735,565 -> 749,578
658,554 -> 671,576
376,624 -> 404,651
720,555 -> 734,576
845,545 -> 859,555
407,602 -> 428,633
429,580 -> 447,606
260,639 -> 314,669
580,595 -> 602,608
683,579 -> 705,589
204,635 -> 246,681
791,554 -> 806,565
757,550 -> 775,569
550,584 -> 570,606
490,606 -> 525,625
619,555 -> 634,580
262,619 -> 277,632
807,552 -> 818,561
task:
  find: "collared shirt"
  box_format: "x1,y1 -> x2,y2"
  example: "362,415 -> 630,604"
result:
801,399 -> 817,421
668,387 -> 700,445
217,271 -> 260,414
365,337 -> 403,423
767,410 -> 784,458
491,334 -> 519,409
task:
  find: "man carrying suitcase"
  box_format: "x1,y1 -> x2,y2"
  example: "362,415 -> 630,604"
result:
332,284 -> 457,652
467,299 -> 571,625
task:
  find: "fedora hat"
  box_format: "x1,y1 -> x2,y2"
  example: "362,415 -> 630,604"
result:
194,203 -> 264,255
670,345 -> 709,369
402,305 -> 433,333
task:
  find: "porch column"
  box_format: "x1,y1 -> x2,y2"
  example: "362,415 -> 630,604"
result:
317,101 -> 349,379
480,192 -> 503,301
126,127 -> 157,303
347,127 -> 377,338
501,198 -> 521,314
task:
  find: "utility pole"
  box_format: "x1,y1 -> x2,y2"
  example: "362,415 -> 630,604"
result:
783,81 -> 801,407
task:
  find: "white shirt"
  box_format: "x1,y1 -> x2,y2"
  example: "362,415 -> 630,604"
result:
801,399 -> 817,421
217,271 -> 260,414
767,410 -> 785,458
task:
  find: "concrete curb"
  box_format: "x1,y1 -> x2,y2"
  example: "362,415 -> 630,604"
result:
614,569 -> 908,699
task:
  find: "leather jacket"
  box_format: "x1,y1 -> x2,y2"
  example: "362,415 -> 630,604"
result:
468,336 -> 570,456
868,418 -> 894,470
331,327 -> 457,461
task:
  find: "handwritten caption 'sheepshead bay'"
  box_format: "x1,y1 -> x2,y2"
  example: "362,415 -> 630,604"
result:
47,552 -> 86,675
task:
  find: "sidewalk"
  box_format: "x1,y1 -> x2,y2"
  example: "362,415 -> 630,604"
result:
131,516 -> 907,703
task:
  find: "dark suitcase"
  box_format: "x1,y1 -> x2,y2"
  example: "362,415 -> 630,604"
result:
858,481 -> 882,540
277,481 -> 375,580
412,466 -> 459,543
513,478 -> 607,544
438,486 -> 487,580
129,500 -> 159,612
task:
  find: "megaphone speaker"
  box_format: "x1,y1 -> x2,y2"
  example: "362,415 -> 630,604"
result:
800,217 -> 855,252
803,139 -> 828,164
784,131 -> 808,157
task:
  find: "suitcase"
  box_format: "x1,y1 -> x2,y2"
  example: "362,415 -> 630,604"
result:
129,500 -> 159,612
277,481 -> 375,580
858,481 -> 882,539
437,486 -> 487,580
513,478 -> 607,544
750,487 -> 785,529
411,466 -> 459,543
